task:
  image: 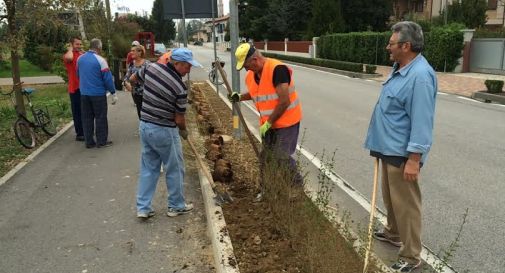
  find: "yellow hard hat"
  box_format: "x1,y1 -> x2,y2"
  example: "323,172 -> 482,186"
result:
235,43 -> 256,70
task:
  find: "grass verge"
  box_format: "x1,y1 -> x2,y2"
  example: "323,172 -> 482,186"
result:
0,59 -> 55,78
0,84 -> 71,177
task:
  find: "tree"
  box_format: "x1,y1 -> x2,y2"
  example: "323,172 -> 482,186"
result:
307,0 -> 345,37
439,0 -> 487,28
238,0 -> 269,40
151,0 -> 175,43
259,0 -> 312,40
341,0 -> 392,32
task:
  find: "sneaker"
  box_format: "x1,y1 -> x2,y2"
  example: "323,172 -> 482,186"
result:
167,203 -> 194,217
97,141 -> 113,148
390,259 -> 421,273
75,135 -> 85,141
85,143 -> 96,149
373,231 -> 402,247
137,210 -> 155,219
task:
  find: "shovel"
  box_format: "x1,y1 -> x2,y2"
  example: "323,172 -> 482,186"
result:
214,60 -> 260,158
186,137 -> 233,205
363,157 -> 380,273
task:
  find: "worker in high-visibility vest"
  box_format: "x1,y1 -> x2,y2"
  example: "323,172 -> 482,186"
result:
230,43 -> 303,201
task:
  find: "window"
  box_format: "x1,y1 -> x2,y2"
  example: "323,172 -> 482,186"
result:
488,0 -> 498,10
415,0 -> 424,12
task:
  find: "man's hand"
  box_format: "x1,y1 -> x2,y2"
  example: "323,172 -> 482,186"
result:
259,121 -> 272,138
123,81 -> 132,92
179,129 -> 188,140
228,92 -> 240,103
111,94 -> 118,105
403,158 -> 420,181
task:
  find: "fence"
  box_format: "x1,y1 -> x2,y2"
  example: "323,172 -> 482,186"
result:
470,38 -> 505,75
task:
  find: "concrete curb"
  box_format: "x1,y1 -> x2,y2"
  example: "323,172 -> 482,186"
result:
0,121 -> 74,187
473,91 -> 505,104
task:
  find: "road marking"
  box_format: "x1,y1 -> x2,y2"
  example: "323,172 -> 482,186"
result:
207,80 -> 457,273
457,96 -> 480,103
437,92 -> 448,96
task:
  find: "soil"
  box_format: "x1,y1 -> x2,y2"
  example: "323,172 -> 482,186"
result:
188,82 -> 379,273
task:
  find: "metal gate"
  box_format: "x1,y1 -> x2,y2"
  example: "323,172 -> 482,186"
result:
470,38 -> 505,75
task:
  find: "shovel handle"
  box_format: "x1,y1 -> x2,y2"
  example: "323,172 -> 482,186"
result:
187,137 -> 217,190
214,61 -> 261,158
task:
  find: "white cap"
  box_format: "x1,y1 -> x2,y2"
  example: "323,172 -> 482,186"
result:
131,40 -> 140,46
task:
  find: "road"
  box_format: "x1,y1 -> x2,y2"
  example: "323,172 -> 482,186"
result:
188,45 -> 505,273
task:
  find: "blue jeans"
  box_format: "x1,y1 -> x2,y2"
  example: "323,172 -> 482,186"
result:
136,121 -> 186,213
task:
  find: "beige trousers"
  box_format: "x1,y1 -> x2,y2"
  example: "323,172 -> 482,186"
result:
381,160 -> 422,264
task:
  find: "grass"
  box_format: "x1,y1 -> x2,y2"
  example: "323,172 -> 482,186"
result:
0,84 -> 71,177
0,59 -> 55,78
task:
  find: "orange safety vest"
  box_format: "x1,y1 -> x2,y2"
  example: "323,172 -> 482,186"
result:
157,51 -> 172,65
245,58 -> 302,129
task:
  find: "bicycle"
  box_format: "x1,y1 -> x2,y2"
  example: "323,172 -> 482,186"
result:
208,59 -> 226,86
0,83 -> 57,149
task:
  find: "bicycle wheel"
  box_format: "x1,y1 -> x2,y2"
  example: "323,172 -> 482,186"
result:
208,69 -> 224,85
14,119 -> 36,149
36,108 -> 57,136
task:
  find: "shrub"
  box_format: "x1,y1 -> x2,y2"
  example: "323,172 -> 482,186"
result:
484,80 -> 504,93
262,52 -> 363,73
317,25 -> 464,72
36,46 -> 55,71
365,64 -> 377,74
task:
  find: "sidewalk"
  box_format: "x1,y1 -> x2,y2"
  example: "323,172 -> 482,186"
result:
0,76 -> 64,86
0,91 -> 214,273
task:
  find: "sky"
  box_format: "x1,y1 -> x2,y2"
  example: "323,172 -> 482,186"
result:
112,0 -> 230,17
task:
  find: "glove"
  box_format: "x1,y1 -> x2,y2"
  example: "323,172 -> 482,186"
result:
179,129 -> 188,140
228,92 -> 240,103
111,94 -> 118,105
259,121 -> 272,138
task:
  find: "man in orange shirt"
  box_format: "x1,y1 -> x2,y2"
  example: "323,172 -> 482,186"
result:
231,43 -> 303,201
63,37 -> 84,141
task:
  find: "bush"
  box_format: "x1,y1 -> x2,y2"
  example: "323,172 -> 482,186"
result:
317,25 -> 464,72
474,28 -> 505,38
484,80 -> 504,93
365,64 -> 377,74
36,46 -> 55,71
262,52 -> 364,73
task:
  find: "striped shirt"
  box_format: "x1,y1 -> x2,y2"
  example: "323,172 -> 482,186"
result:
136,62 -> 187,127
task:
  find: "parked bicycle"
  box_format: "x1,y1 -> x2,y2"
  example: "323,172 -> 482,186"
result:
0,83 -> 57,149
208,59 -> 226,86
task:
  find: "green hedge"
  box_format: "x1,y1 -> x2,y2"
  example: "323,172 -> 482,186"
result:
318,26 -> 464,72
262,52 -> 364,73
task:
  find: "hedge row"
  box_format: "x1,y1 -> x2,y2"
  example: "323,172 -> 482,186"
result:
262,52 -> 364,73
318,26 -> 464,72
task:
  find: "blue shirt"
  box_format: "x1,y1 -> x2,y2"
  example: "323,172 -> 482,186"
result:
77,50 -> 115,96
364,54 -> 437,163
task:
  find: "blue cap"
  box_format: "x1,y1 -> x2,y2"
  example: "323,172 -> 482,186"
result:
170,48 -> 202,67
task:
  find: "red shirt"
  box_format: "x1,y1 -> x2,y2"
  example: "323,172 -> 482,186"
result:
64,50 -> 82,93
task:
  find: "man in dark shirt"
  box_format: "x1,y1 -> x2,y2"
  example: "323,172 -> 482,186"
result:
130,48 -> 201,219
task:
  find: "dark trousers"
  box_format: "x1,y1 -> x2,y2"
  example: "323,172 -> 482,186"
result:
260,122 -> 303,188
69,89 -> 83,137
132,92 -> 143,119
81,95 -> 108,146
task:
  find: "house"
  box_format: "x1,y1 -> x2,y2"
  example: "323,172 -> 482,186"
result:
392,0 -> 505,27
205,15 -> 229,43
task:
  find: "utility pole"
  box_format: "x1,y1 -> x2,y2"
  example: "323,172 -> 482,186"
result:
104,0 -> 113,59
444,0 -> 448,25
229,0 -> 241,138
212,0 -> 220,94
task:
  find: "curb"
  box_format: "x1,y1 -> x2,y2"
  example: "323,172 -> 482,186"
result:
0,121 -> 74,187
472,91 -> 505,104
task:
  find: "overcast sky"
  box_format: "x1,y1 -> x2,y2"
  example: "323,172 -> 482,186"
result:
113,0 -> 230,17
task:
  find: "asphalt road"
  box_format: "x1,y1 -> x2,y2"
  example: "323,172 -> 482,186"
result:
188,45 -> 505,273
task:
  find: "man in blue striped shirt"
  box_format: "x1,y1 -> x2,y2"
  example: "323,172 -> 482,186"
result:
364,21 -> 437,273
77,38 -> 116,148
130,48 -> 201,219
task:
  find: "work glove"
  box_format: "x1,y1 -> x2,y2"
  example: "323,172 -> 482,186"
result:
179,129 -> 188,140
111,93 -> 118,105
228,92 -> 240,103
259,121 -> 272,138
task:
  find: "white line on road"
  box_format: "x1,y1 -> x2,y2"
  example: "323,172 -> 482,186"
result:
457,96 -> 480,103
207,80 -> 457,273
437,92 -> 448,96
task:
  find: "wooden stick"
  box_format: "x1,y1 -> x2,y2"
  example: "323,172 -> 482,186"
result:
363,158 -> 380,273
214,61 -> 261,158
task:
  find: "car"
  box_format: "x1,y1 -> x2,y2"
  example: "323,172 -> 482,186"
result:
154,43 -> 167,56
193,41 -> 203,46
